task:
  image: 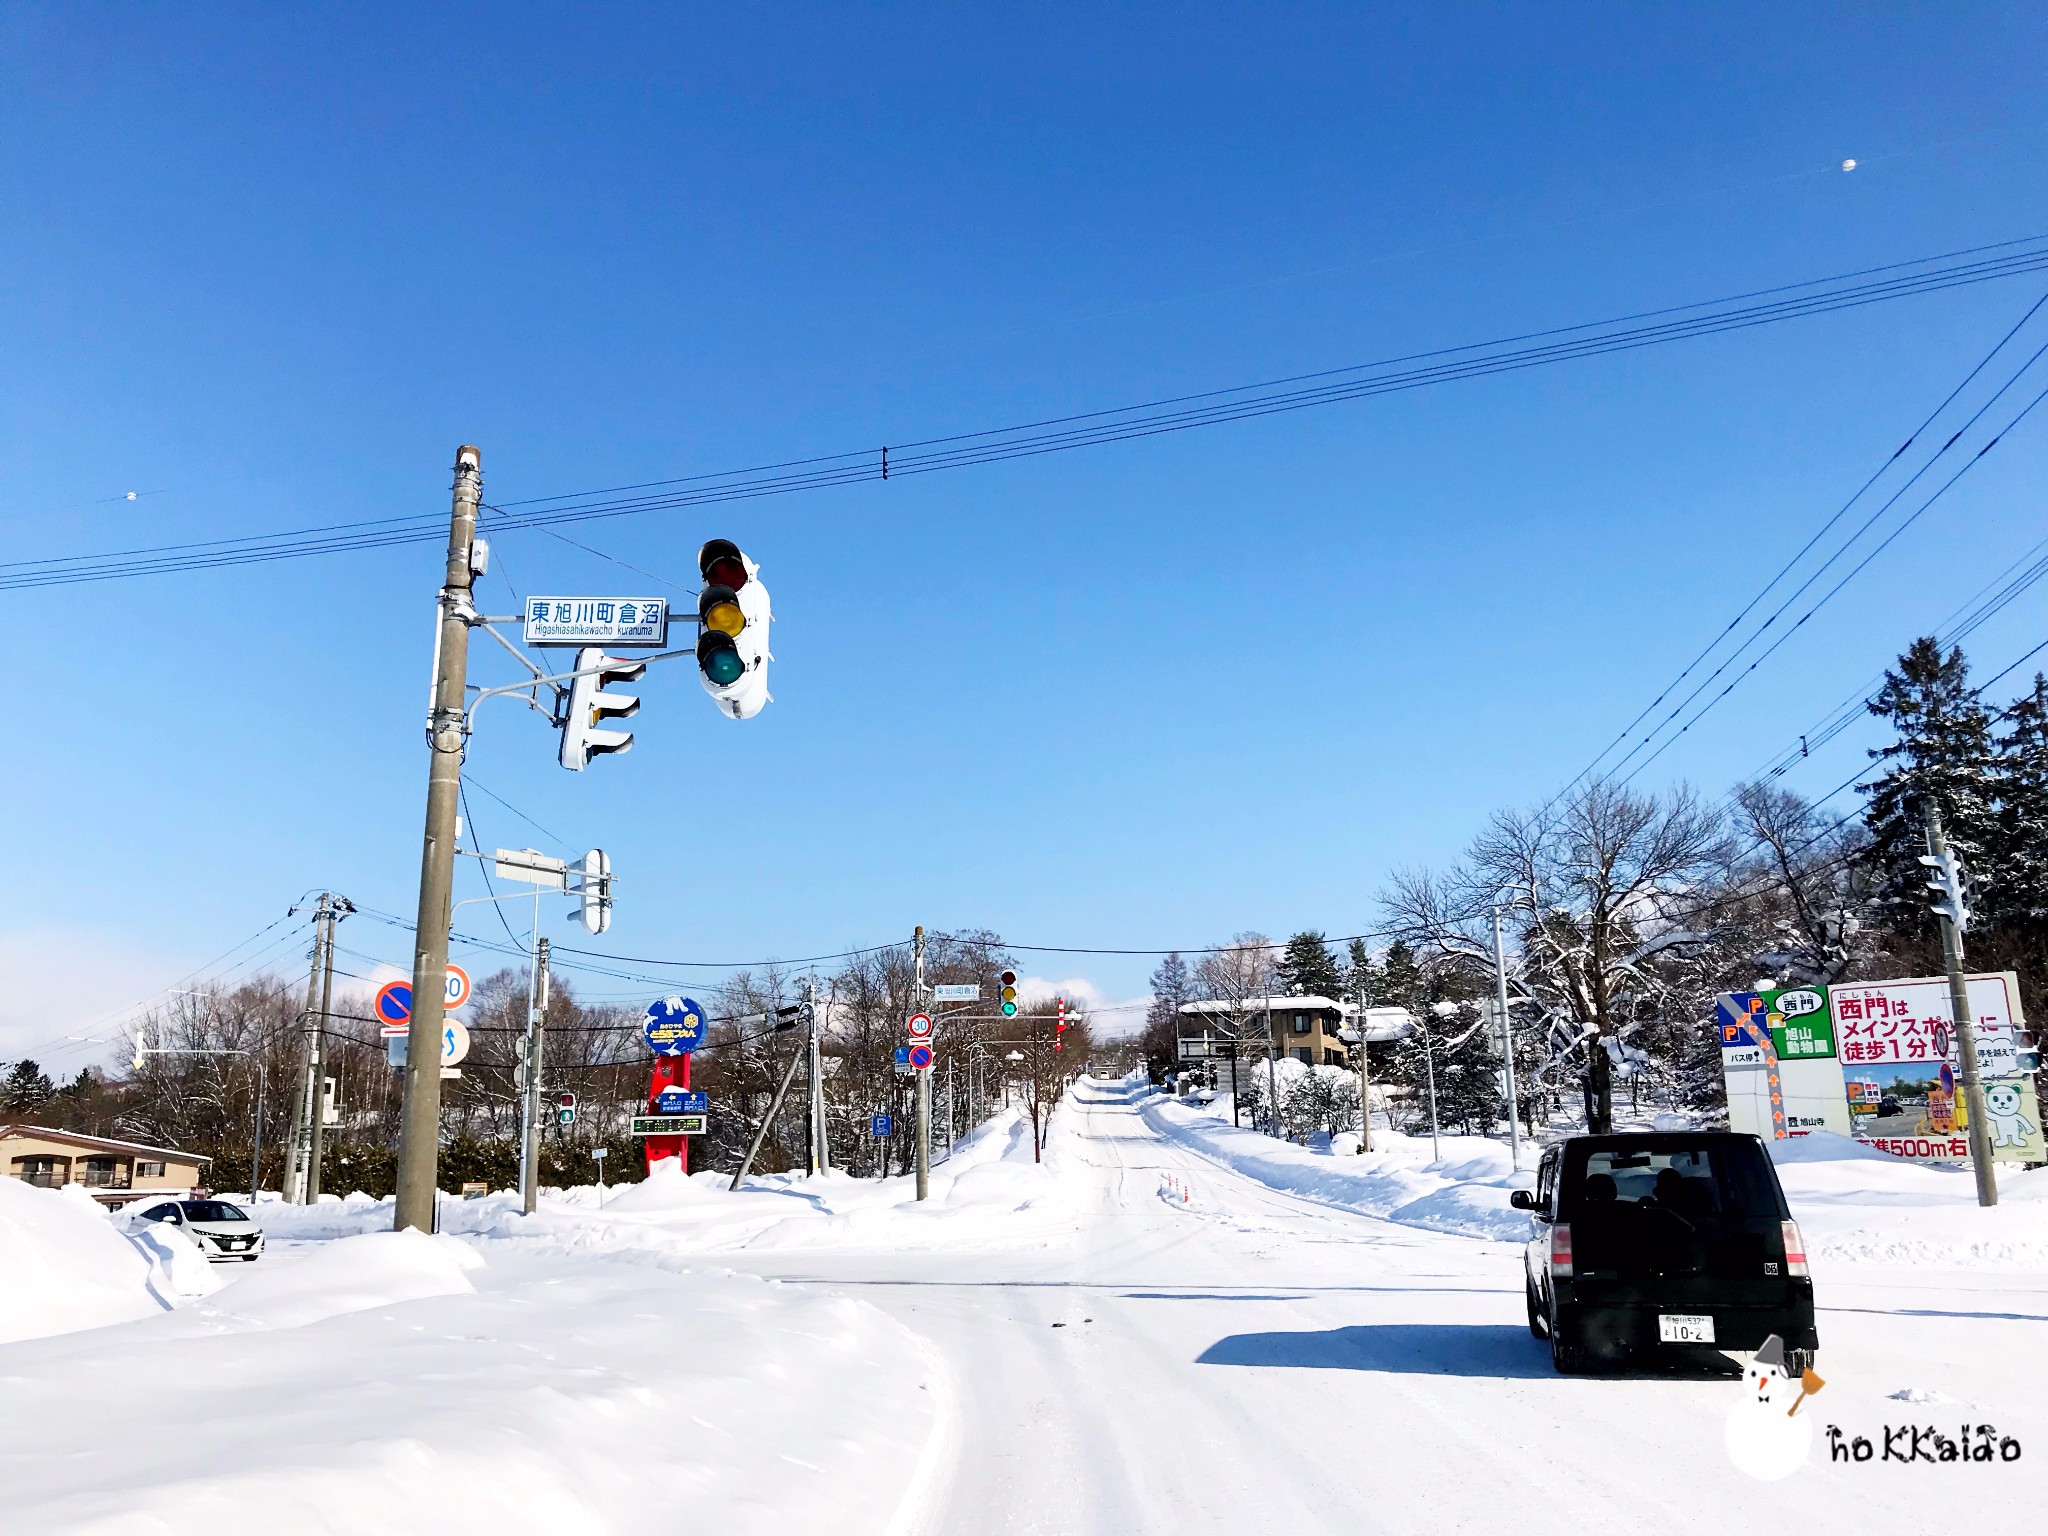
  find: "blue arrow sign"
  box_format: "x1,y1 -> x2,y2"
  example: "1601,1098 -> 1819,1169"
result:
643,996 -> 708,1056
655,1088 -> 708,1115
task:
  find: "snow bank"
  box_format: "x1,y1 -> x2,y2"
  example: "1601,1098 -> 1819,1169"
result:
1138,1089 -> 1532,1241
0,1180 -> 218,1343
1769,1133 -> 2048,1268
203,1229 -> 480,1328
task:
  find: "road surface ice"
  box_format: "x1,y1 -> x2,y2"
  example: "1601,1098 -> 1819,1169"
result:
1,1081 -> 2039,1533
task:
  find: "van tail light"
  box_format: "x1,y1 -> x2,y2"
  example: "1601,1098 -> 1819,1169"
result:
1781,1220 -> 1809,1278
1549,1223 -> 1574,1278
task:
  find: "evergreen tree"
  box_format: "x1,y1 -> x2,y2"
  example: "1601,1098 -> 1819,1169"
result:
1862,639 -> 1999,939
1276,931 -> 1343,999
1377,941 -> 1425,1012
1995,673 -> 2048,928
1140,952 -> 1193,1080
1343,937 -> 1376,1003
1,1059 -> 55,1114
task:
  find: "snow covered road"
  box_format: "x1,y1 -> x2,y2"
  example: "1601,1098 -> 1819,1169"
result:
721,1079 -> 2048,1536
2,1080 -> 2040,1533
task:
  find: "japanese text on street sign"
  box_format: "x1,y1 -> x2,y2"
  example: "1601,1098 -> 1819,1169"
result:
655,1088 -> 708,1115
931,984 -> 980,1002
525,597 -> 669,648
643,996 -> 709,1056
1830,973 -> 2021,1070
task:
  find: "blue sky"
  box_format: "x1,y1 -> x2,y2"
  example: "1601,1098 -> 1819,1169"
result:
2,2 -> 2044,1062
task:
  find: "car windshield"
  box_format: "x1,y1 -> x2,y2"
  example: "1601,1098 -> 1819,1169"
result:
180,1201 -> 249,1223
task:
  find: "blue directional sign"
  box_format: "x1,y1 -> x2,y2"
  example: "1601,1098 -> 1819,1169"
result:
871,1114 -> 893,1137
655,1088 -> 708,1115
643,996 -> 709,1056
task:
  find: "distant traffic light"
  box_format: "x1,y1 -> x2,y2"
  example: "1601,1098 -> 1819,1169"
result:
578,849 -> 612,935
695,539 -> 772,720
558,648 -> 644,770
556,1091 -> 577,1127
999,969 -> 1018,1017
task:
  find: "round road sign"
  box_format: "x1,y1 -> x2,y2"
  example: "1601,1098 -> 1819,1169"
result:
643,996 -> 709,1056
908,1042 -> 934,1071
445,965 -> 472,1010
905,1012 -> 934,1040
374,981 -> 413,1026
442,1019 -> 470,1067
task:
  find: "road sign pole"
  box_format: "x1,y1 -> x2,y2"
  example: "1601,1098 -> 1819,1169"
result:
913,926 -> 930,1201
1494,905 -> 1522,1171
395,445 -> 482,1234
521,935 -> 550,1215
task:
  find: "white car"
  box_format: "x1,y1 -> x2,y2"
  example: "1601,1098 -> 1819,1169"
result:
131,1198 -> 266,1262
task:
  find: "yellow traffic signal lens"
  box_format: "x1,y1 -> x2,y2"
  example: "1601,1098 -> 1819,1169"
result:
704,598 -> 744,636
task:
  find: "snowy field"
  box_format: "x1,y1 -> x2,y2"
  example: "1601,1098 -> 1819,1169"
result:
1,1083 -> 2041,1534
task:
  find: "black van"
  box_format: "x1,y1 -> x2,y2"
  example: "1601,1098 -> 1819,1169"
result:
1513,1132 -> 1817,1374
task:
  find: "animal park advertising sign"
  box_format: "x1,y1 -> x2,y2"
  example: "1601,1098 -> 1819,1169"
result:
1717,973 -> 2043,1166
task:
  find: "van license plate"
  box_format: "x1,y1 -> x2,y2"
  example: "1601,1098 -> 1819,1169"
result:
1658,1314 -> 1714,1343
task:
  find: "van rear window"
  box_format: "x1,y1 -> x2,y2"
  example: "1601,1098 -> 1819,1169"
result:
1566,1141 -> 1785,1221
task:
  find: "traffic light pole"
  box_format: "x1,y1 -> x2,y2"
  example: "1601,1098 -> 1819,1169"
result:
1924,803 -> 1998,1208
395,445 -> 483,1234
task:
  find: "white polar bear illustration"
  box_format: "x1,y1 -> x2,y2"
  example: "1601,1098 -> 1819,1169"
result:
1983,1081 -> 2036,1149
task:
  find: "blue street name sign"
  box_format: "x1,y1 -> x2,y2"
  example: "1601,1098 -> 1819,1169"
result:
643,996 -> 709,1056
655,1088 -> 708,1115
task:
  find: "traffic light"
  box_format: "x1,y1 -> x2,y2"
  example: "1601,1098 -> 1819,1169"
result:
558,648 -> 644,770
1918,847 -> 1971,932
998,969 -> 1018,1017
695,538 -> 772,720
556,1091 -> 577,1127
578,849 -> 612,935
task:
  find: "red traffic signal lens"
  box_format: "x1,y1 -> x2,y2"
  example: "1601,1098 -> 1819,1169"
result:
699,538 -> 749,591
698,631 -> 745,686
1000,970 -> 1017,986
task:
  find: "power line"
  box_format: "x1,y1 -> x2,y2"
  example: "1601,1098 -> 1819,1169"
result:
6,237 -> 2046,591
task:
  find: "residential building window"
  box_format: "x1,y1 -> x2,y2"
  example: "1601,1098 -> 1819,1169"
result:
1291,1047 -> 1313,1064
14,1156 -> 61,1188
1291,1013 -> 1311,1033
137,1161 -> 166,1178
81,1157 -> 130,1189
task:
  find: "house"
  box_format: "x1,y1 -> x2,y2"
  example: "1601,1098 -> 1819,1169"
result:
0,1125 -> 212,1207
1177,997 -> 1353,1068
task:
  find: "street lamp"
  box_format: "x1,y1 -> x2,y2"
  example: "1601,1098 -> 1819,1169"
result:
135,997 -> 269,1205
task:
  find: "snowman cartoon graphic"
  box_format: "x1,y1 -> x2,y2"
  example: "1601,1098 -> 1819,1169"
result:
1724,1335 -> 1825,1481
1983,1081 -> 2037,1150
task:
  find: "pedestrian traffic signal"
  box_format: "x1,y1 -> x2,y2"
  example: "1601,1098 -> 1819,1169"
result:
578,849 -> 612,935
558,648 -> 644,770
999,969 -> 1018,1017
695,539 -> 772,720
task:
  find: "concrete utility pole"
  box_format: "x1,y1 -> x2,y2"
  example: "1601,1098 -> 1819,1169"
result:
1493,906 -> 1522,1171
520,937 -> 550,1215
913,926 -> 931,1202
1923,802 -> 1998,1207
284,893 -> 339,1203
804,975 -> 824,1176
1263,992 -> 1280,1138
395,445 -> 483,1234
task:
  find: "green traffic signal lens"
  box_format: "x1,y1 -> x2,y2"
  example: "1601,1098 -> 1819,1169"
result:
697,631 -> 745,686
1002,1001 -> 1017,1016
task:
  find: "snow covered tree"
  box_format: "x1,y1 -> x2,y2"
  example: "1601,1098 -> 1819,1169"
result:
1860,637 -> 1999,942
1995,673 -> 2048,931
1276,932 -> 1343,999
1,1059 -> 54,1114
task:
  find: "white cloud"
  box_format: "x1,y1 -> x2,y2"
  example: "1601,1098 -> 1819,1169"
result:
0,927 -> 206,1072
1015,975 -> 1153,1039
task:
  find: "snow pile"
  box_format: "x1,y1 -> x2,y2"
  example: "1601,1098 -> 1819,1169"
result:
1769,1131 -> 2048,1269
0,1180 -> 217,1343
1138,1088 -> 1531,1241
0,1234 -> 940,1536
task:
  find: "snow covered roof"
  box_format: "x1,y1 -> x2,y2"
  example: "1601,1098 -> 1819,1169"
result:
0,1124 -> 211,1163
1178,997 -> 1347,1015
